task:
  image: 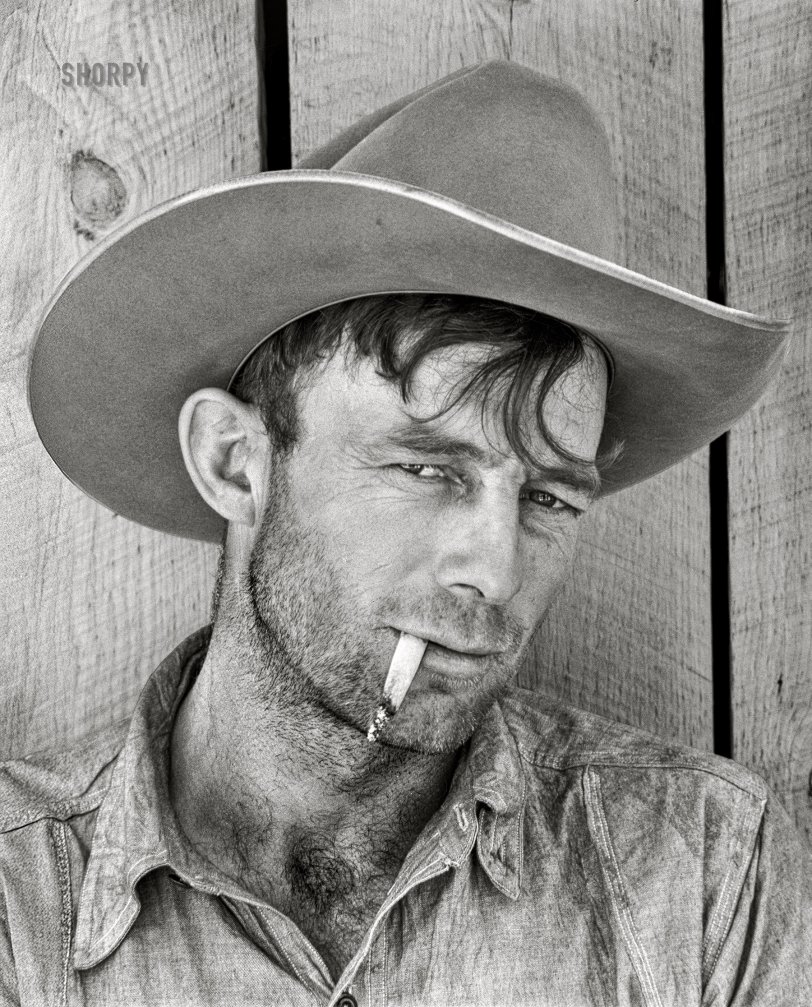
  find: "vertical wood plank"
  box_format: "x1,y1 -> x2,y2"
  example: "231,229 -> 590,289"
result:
0,1 -> 261,759
288,0 -> 713,747
725,0 -> 812,839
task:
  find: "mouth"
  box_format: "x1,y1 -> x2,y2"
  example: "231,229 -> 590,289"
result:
391,637 -> 498,690
367,629 -> 497,742
391,628 -> 502,659
420,642 -> 491,682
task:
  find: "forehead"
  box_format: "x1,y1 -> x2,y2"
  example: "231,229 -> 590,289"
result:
406,342 -> 607,459
297,339 -> 608,467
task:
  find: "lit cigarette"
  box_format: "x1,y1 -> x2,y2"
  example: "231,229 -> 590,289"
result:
366,632 -> 429,742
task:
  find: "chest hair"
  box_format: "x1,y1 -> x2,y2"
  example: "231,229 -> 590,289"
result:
279,827 -> 403,977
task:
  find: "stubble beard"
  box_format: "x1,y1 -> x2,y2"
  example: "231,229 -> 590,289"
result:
233,465 -> 530,753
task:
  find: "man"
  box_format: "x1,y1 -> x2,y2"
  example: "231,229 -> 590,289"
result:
3,61 -> 810,1005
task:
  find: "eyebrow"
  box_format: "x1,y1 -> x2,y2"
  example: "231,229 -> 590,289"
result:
379,423 -> 602,499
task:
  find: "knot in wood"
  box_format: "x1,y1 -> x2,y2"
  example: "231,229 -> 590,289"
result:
69,152 -> 127,228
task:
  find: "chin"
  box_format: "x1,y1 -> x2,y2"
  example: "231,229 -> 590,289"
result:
381,731 -> 468,755
378,696 -> 493,754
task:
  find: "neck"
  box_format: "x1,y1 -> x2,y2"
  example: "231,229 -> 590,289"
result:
169,616 -> 458,891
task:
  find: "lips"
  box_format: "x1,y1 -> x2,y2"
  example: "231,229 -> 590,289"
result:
393,628 -> 502,658
426,641 -> 491,661
379,627 -> 506,691
409,641 -> 497,688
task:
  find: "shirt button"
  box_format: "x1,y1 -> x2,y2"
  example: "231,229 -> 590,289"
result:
335,993 -> 357,1007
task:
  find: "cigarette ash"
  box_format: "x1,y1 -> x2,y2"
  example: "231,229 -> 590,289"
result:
366,632 -> 428,744
366,701 -> 396,743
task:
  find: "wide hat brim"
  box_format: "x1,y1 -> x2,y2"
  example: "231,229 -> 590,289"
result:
29,168 -> 789,542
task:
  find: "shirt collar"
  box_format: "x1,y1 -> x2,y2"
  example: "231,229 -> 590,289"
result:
429,699 -> 527,900
72,628 -> 528,968
72,626 -> 213,970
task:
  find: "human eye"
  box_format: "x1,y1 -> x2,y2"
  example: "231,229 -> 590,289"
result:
520,487 -> 581,516
395,463 -> 448,480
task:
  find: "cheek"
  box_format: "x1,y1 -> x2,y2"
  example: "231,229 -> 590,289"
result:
315,489 -> 438,583
514,526 -> 580,610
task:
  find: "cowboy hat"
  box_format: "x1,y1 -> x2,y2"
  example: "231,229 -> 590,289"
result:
28,60 -> 789,542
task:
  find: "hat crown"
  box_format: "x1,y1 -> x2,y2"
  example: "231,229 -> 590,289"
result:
301,61 -> 619,262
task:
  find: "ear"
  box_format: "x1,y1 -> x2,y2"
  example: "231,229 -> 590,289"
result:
178,388 -> 269,527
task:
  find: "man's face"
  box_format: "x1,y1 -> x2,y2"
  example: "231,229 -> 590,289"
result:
244,341 -> 607,753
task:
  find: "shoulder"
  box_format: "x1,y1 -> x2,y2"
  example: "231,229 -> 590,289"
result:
497,692 -> 811,999
0,720 -> 129,833
498,689 -> 780,917
499,686 -> 770,805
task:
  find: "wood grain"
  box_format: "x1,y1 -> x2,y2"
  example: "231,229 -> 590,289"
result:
724,0 -> 812,838
288,0 -> 713,747
0,1 -> 260,759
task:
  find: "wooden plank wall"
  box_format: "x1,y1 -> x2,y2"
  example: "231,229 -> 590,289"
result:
288,0 -> 714,750
2,2 -> 808,838
725,0 -> 812,841
0,2 -> 258,758
1,2 -> 713,759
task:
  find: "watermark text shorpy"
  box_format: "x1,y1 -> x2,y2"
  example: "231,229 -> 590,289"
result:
61,60 -> 148,87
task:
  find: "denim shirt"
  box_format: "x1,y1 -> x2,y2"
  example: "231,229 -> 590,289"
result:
1,628 -> 810,1006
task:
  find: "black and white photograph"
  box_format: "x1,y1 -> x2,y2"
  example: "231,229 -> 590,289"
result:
0,1 -> 810,1004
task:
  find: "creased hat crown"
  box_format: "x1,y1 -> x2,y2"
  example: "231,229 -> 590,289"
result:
302,61 -> 619,262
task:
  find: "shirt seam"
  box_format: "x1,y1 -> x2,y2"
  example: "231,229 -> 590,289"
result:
364,942 -> 372,1005
1,719 -> 130,768
0,721 -> 129,833
514,745 -> 767,801
49,820 -> 73,1007
0,792 -> 109,835
339,858 -> 449,993
701,793 -> 764,987
583,766 -> 665,1007
514,774 -> 526,884
255,908 -> 310,989
380,919 -> 388,1007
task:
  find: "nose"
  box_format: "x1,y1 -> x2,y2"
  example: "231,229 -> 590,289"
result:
434,486 -> 523,604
